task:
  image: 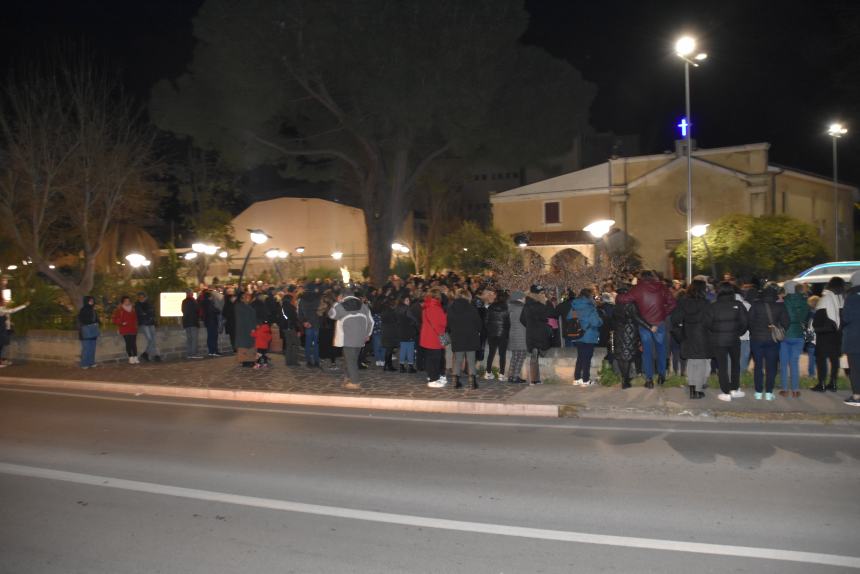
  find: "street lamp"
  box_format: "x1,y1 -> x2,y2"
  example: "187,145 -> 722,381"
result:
125,253 -> 150,268
513,233 -> 529,248
331,251 -> 343,260
690,224 -> 717,279
183,251 -> 198,261
828,122 -> 847,260
584,219 -> 615,266
295,246 -> 305,254
675,34 -> 707,285
237,228 -> 270,290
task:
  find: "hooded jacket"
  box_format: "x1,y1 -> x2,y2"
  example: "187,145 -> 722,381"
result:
134,298 -> 156,327
419,296 -> 447,350
842,285 -> 860,354
569,297 -> 602,344
703,291 -> 749,348
111,304 -> 138,336
670,296 -> 711,359
251,323 -> 273,350
782,292 -> 809,339
329,296 -> 374,348
616,277 -> 676,325
298,290 -> 322,330
484,301 -> 510,340
181,294 -> 199,329
520,294 -> 552,352
747,291 -> 790,342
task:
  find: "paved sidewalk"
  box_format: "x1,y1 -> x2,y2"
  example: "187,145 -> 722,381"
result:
0,356 -> 857,422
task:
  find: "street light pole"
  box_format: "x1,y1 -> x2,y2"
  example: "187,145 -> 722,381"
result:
827,123 -> 847,259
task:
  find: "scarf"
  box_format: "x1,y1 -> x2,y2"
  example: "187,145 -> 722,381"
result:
122,302 -> 133,313
816,289 -> 843,328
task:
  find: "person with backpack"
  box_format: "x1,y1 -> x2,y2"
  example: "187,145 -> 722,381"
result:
670,279 -> 711,399
779,281 -> 808,398
568,288 -> 603,386
329,287 -> 374,389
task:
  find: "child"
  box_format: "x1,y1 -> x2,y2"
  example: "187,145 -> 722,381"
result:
252,321 -> 273,369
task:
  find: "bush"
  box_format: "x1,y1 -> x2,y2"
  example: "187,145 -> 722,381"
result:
305,267 -> 340,281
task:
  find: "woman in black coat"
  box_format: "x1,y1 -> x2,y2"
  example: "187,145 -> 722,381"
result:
703,282 -> 749,400
670,279 -> 711,399
395,296 -> 419,373
484,291 -> 510,380
380,297 -> 400,371
612,285 -> 649,389
520,287 -> 552,385
446,288 -> 482,389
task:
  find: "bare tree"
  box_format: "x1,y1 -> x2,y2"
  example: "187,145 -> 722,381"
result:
0,52 -> 156,308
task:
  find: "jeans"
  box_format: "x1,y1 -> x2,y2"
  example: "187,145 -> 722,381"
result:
371,332 -> 385,363
574,342 -> 594,382
80,338 -> 97,367
848,353 -> 860,395
751,339 -> 779,393
399,341 -> 415,365
638,324 -> 667,381
739,339 -> 751,373
304,327 -> 320,365
185,327 -> 198,357
206,323 -> 219,355
139,325 -> 158,357
486,336 -> 507,374
806,344 -> 816,377
779,337 -> 804,391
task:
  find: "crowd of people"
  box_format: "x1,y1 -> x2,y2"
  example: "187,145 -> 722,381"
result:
45,267 -> 860,406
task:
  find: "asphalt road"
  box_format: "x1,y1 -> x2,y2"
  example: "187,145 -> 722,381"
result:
1,386 -> 859,574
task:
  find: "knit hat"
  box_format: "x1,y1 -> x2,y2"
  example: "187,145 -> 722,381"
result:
851,271 -> 860,287
783,280 -> 798,295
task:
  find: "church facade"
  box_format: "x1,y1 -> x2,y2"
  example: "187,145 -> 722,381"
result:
490,141 -> 857,277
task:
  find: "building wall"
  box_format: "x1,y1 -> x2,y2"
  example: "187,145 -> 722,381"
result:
492,194 -> 612,235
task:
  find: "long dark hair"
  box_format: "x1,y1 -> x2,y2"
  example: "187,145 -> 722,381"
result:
686,279 -> 707,300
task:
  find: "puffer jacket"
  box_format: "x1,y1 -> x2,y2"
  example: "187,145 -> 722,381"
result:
670,297 -> 711,359
569,297 -> 602,344
841,285 -> 860,354
419,297 -> 447,350
747,294 -> 790,343
395,303 -> 418,342
447,298 -> 482,352
484,301 -> 510,340
381,306 -> 400,349
520,295 -> 552,352
782,293 -> 809,339
616,277 -> 676,325
507,300 -> 527,352
612,300 -> 647,361
703,292 -> 749,348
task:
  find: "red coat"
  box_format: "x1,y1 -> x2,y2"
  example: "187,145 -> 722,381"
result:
419,297 -> 447,350
251,324 -> 272,350
112,306 -> 138,335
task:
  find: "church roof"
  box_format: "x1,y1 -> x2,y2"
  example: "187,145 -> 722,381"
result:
490,162 -> 609,202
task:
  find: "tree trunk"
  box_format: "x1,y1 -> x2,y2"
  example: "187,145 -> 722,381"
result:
38,260 -> 95,311
365,213 -> 395,286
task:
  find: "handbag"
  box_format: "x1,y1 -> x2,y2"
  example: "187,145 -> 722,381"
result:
80,323 -> 100,340
426,315 -> 450,347
764,303 -> 785,343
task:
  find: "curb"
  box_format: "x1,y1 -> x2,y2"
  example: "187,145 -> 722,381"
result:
0,377 -> 561,418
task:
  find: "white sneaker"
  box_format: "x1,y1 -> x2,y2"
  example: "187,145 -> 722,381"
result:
717,393 -> 732,402
498,374 -> 507,382
581,380 -> 595,386
573,379 -> 584,386
427,379 -> 447,388
484,372 -> 494,380
730,390 -> 745,398
128,357 -> 135,364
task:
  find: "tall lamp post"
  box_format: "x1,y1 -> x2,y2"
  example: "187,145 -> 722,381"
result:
827,122 -> 847,260
690,224 -> 717,280
675,35 -> 708,285
237,229 -> 270,291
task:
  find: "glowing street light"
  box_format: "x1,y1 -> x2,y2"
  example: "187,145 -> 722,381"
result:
689,224 -> 716,279
6,265 -> 17,271
828,122 -> 848,259
237,229 -> 271,290
278,250 -> 288,259
690,224 -> 709,237
191,242 -> 206,253
331,251 -> 343,260
125,253 -> 150,268
584,219 -> 615,239
391,242 -> 410,254
295,246 -> 305,254
675,33 -> 707,285
265,248 -> 280,259
184,251 -> 198,261
514,233 -> 529,248
219,251 -> 229,259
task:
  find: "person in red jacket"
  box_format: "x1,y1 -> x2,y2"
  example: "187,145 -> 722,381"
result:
111,295 -> 139,364
251,321 -> 273,369
616,271 -> 677,387
419,288 -> 448,387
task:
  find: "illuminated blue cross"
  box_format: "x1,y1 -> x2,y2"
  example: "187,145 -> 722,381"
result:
678,117 -> 690,137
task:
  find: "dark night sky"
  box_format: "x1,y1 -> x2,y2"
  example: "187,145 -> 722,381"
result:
2,0 -> 858,184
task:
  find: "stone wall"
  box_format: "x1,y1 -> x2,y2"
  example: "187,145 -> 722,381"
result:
4,326 -> 236,365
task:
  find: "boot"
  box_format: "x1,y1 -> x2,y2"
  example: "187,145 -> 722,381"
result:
408,365 -> 417,374
453,375 -> 462,389
689,385 -> 704,399
810,380 -> 826,392
644,380 -> 654,389
826,379 -> 839,392
384,356 -> 396,372
399,364 -> 406,373
621,379 -> 632,390
470,375 -> 478,390
658,374 -> 666,386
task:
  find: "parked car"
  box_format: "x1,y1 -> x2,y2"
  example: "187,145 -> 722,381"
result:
793,261 -> 860,286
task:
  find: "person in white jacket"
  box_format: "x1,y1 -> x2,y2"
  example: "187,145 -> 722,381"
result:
328,288 -> 374,389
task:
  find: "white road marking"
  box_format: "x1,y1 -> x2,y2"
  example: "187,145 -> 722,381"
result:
1,461 -> 858,568
2,385 -> 860,438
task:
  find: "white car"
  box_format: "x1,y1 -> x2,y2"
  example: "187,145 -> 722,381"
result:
792,261 -> 860,285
